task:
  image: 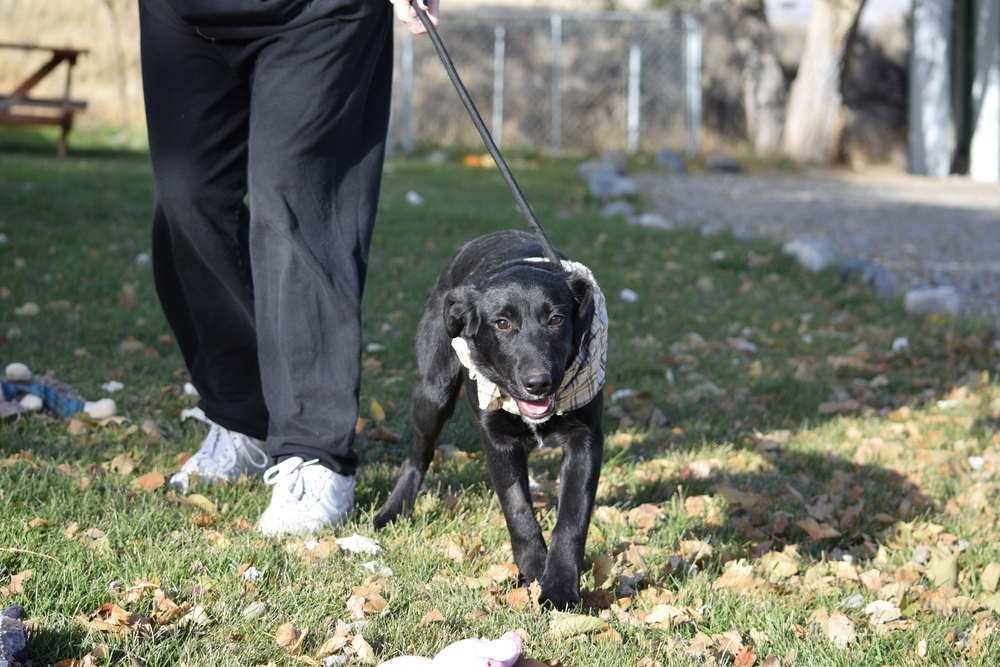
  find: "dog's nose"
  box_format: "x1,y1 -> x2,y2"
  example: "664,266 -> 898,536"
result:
523,373 -> 552,396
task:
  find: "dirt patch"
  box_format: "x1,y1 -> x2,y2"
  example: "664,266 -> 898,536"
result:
640,165 -> 1000,325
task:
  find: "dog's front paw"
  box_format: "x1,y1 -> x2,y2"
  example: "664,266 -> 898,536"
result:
538,583 -> 581,611
537,572 -> 581,611
372,504 -> 401,530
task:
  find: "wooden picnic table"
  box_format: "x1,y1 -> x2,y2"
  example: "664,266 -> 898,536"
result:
0,42 -> 88,157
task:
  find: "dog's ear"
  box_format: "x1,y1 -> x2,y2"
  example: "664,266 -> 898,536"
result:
443,285 -> 481,338
569,275 -> 595,351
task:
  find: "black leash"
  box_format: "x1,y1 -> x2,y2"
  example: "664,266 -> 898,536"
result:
413,5 -> 563,268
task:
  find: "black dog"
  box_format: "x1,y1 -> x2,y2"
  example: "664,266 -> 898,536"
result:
373,229 -> 606,609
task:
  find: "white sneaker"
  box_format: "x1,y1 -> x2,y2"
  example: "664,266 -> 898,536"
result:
170,421 -> 271,493
258,457 -> 355,536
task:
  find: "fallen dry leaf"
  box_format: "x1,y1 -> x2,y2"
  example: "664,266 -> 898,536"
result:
419,609 -> 446,625
25,517 -> 50,530
865,600 -> 901,624
443,540 -> 465,562
795,518 -> 842,540
827,610 -> 857,647
351,634 -> 376,664
982,562 -> 1000,593
592,553 -> 614,588
107,453 -> 136,476
505,587 -> 531,609
548,611 -> 607,638
733,645 -> 757,667
132,471 -> 166,492
275,622 -> 301,649
345,584 -> 389,620
927,546 -> 960,588
713,560 -> 765,592
684,495 -> 711,516
185,493 -> 218,514
315,635 -> 350,657
717,486 -> 763,511
1,569 -> 32,596
142,419 -> 166,438
368,425 -> 401,442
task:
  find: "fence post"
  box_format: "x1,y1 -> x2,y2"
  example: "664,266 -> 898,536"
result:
683,15 -> 701,158
551,13 -> 562,153
627,40 -> 641,154
402,27 -> 414,153
493,25 -> 506,149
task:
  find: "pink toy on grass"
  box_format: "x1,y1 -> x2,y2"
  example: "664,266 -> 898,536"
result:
377,630 -> 523,667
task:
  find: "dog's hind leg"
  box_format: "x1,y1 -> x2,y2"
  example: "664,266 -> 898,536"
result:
373,331 -> 462,529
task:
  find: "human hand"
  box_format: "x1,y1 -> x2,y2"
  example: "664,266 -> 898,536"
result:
390,0 -> 439,35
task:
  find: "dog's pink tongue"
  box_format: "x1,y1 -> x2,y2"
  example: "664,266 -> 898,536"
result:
516,397 -> 553,417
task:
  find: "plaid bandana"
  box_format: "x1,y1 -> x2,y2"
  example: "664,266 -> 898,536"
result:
451,259 -> 607,419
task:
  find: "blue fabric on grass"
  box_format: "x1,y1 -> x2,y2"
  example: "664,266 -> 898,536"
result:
0,381 -> 87,417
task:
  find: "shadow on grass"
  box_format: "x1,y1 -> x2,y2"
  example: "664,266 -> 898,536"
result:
21,626 -> 91,666
0,126 -> 149,162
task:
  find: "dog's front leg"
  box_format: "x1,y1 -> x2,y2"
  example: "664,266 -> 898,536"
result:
373,341 -> 463,529
480,412 -> 548,586
540,399 -> 604,609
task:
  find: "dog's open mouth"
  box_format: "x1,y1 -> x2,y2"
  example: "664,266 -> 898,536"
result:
515,396 -> 555,420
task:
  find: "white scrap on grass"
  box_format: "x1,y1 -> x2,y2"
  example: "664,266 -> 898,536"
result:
619,288 -> 639,303
610,388 -> 635,402
891,337 -> 910,353
710,250 -> 726,261
336,534 -> 382,554
135,252 -> 151,265
969,456 -> 985,471
366,343 -> 386,352
241,566 -> 265,582
0,232 -> 8,244
404,190 -> 425,205
840,594 -> 865,609
360,560 -> 395,577
183,382 -> 199,397
937,399 -> 958,410
101,381 -> 125,393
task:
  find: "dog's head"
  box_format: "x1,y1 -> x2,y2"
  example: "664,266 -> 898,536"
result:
444,263 -> 595,423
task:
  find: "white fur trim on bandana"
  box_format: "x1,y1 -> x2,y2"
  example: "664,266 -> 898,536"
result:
450,258 -> 607,418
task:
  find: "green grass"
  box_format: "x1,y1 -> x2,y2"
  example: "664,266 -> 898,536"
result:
2,127 -> 1000,666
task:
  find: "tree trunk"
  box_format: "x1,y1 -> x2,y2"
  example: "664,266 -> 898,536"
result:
783,0 -> 868,164
733,0 -> 786,154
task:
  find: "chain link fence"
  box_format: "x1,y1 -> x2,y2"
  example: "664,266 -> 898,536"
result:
391,9 -> 701,157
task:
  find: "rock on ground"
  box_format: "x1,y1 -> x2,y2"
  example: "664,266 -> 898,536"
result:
783,238 -> 839,273
904,286 -> 960,316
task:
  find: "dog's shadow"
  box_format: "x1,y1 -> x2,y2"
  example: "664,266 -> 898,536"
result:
358,392 -> 939,572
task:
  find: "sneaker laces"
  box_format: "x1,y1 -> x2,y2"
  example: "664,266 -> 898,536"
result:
263,457 -> 326,502
190,423 -> 269,471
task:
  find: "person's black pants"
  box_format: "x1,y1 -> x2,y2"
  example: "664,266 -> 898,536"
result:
139,2 -> 393,476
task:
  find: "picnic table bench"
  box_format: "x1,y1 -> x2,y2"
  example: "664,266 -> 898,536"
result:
0,43 -> 88,157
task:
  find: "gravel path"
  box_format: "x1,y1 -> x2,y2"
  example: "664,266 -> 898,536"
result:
639,166 -> 1000,325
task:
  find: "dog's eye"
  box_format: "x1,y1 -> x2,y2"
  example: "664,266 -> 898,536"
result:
494,319 -> 511,331
548,314 -> 565,326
